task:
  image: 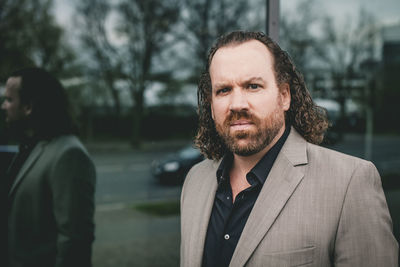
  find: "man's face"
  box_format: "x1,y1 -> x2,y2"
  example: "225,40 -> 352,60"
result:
209,40 -> 290,156
1,77 -> 30,125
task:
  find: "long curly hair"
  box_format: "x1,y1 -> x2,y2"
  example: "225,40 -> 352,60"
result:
195,31 -> 329,160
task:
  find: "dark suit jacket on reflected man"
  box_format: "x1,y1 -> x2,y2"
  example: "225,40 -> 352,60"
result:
181,128 -> 398,267
8,135 -> 96,267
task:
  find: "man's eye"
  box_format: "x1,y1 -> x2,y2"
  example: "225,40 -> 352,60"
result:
248,84 -> 259,89
216,88 -> 230,94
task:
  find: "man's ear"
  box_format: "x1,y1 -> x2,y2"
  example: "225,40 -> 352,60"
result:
22,104 -> 32,116
280,83 -> 291,111
209,94 -> 215,120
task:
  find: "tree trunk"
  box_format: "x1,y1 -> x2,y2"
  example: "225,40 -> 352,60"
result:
130,88 -> 144,148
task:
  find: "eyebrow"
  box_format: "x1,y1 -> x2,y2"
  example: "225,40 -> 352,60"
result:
212,77 -> 267,91
242,77 -> 266,85
212,82 -> 230,90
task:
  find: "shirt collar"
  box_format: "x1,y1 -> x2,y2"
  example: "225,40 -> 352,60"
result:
19,135 -> 39,153
216,153 -> 233,184
216,125 -> 291,186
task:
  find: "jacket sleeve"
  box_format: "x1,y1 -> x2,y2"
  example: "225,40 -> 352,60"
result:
334,161 -> 398,266
49,147 -> 96,267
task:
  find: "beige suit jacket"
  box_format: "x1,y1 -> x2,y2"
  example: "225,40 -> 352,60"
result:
181,128 -> 398,267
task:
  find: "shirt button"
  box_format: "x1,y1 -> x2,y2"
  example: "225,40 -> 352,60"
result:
227,196 -> 230,200
224,234 -> 230,240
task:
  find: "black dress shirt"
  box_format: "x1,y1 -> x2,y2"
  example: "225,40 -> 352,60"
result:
5,138 -> 37,195
202,126 -> 290,267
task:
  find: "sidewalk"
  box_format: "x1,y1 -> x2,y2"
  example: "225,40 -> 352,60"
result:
93,205 -> 180,267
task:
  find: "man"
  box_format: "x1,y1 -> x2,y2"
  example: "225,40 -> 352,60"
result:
180,31 -> 398,266
2,67 -> 96,267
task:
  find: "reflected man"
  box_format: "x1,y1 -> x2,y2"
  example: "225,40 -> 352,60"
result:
180,31 -> 398,266
2,67 -> 96,267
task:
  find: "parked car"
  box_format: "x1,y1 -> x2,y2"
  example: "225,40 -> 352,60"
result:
151,145 -> 204,184
314,98 -> 342,145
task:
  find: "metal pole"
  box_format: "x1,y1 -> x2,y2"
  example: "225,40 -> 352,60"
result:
266,0 -> 280,42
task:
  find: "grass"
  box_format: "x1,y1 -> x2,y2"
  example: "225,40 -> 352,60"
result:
133,200 -> 180,217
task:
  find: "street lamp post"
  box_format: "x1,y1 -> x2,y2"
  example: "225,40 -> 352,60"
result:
360,59 -> 379,161
266,0 -> 280,42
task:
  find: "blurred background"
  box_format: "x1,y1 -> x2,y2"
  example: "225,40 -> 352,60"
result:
0,0 -> 399,266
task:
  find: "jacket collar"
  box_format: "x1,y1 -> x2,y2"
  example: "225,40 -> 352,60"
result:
8,140 -> 47,197
229,127 -> 308,266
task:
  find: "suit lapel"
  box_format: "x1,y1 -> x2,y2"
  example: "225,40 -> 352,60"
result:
230,128 -> 308,267
187,161 -> 219,266
8,141 -> 46,197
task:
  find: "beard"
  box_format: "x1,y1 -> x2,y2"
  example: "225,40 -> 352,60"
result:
215,102 -> 285,157
3,117 -> 30,142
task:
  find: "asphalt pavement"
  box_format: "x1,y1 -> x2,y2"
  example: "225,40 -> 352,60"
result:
93,206 -> 180,267
87,139 -> 186,267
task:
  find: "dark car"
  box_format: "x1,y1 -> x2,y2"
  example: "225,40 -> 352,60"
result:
152,145 -> 204,184
314,98 -> 342,145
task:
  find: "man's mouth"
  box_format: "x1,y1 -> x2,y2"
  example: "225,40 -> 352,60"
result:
229,120 -> 253,131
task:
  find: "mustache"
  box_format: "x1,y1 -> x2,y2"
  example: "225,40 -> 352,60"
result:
223,110 -> 259,126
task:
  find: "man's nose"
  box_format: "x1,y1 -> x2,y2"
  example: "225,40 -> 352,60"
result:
229,88 -> 249,112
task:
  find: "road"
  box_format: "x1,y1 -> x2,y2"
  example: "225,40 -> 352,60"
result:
90,134 -> 400,208
87,140 -> 187,267
94,150 -> 182,207
86,134 -> 400,267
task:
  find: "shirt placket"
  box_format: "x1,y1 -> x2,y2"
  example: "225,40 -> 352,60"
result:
220,179 -> 258,251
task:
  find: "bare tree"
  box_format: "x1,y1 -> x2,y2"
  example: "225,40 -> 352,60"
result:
0,0 -> 74,81
180,0 -> 252,77
279,0 -> 320,77
115,0 -> 180,146
76,0 -> 123,116
316,9 -> 379,127
75,0 -> 180,146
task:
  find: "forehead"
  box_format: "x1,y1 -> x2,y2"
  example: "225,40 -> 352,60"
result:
209,40 -> 275,83
5,76 -> 22,96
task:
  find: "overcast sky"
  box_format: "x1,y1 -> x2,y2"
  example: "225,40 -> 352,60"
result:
55,0 -> 400,31
282,0 -> 400,26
